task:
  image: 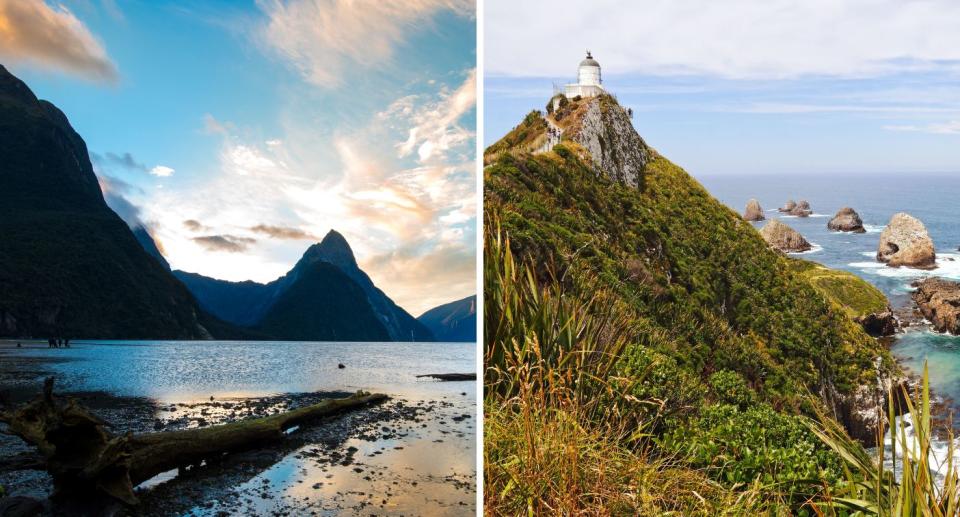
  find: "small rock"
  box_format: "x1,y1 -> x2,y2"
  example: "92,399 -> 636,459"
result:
759,219 -> 812,253
0,496 -> 44,517
827,206 -> 866,233
912,277 -> 960,334
743,198 -> 765,221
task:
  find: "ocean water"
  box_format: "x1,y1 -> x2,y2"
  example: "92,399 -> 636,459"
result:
698,172 -> 960,390
698,172 -> 960,476
3,340 -> 476,402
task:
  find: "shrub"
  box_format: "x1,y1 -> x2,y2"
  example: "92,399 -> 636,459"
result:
662,403 -> 842,500
709,369 -> 755,409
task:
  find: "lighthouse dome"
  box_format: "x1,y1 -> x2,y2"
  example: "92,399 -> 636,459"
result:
579,53 -> 600,67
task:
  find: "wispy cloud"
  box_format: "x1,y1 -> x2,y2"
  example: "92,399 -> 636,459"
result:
250,224 -> 318,240
884,121 -> 960,135
192,235 -> 257,253
0,0 -> 118,82
183,219 -> 209,232
142,71 -> 476,313
258,0 -> 474,87
92,151 -> 175,179
149,165 -> 175,177
486,0 -> 960,80
97,174 -> 144,228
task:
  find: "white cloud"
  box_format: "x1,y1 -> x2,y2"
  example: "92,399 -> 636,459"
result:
149,165 -> 175,177
387,69 -> 476,164
884,121 -> 960,135
485,0 -> 960,80
258,0 -> 474,87
0,0 -> 118,82
141,72 -> 476,314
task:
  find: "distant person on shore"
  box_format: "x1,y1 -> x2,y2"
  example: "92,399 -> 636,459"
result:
16,342 -> 21,348
64,339 -> 70,348
48,338 -> 55,348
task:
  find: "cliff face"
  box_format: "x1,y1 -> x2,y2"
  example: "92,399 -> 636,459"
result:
564,96 -> 651,188
485,93 -> 896,442
0,65 -> 216,339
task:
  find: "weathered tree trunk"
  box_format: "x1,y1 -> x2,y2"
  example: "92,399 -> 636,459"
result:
415,373 -> 476,381
0,377 -> 388,505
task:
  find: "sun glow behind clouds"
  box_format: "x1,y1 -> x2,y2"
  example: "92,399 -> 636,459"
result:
142,68 -> 477,315
11,0 -> 476,315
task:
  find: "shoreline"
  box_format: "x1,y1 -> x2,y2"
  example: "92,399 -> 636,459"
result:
0,345 -> 476,515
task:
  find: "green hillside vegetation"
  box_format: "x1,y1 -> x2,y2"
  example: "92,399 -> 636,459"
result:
788,259 -> 889,319
484,96 -> 903,513
483,111 -> 548,164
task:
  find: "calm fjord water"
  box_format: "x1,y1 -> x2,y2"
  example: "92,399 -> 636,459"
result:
6,340 -> 475,402
698,172 -> 960,404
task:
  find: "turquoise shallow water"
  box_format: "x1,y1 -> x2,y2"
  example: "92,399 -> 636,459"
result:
697,172 -> 960,405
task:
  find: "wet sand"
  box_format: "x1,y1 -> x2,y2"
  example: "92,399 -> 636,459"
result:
0,341 -> 476,516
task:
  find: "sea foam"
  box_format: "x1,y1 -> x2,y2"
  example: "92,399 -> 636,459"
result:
849,252 -> 960,281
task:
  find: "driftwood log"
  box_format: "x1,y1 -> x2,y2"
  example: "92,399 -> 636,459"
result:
415,373 -> 476,381
0,377 -> 388,505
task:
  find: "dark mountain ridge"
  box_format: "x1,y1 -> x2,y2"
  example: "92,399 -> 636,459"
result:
174,231 -> 433,342
418,295 -> 476,342
0,64 -> 218,339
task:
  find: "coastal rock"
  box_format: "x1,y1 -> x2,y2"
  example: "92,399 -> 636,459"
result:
828,207 -> 866,233
567,95 -> 651,188
790,200 -> 812,217
778,199 -> 797,213
743,199 -> 765,221
832,360 -> 910,444
0,496 -> 45,517
759,220 -> 812,253
876,213 -> 936,269
911,277 -> 960,334
854,310 -> 898,337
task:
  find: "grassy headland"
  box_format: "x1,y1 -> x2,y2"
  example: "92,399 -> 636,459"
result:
482,94 -> 939,514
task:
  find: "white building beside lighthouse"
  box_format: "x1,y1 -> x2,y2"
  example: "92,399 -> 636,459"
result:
564,51 -> 604,98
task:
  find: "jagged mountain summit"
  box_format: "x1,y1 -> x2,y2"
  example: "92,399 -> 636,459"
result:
174,230 -> 434,342
0,65 -> 219,339
418,295 -> 476,342
485,92 -> 895,442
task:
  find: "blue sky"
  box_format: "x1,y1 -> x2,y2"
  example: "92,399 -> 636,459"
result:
1,0 -> 476,315
485,0 -> 960,176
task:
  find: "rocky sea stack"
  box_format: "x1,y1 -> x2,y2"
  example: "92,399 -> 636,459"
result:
791,200 -> 812,217
743,199 -> 765,221
876,212 -> 936,269
827,207 -> 866,233
760,219 -> 812,253
911,277 -> 960,334
778,199 -> 797,213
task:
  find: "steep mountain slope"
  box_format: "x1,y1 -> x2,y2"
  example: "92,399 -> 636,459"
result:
418,295 -> 477,342
484,94 -> 895,440
174,231 -> 433,341
133,225 -> 170,270
0,65 -> 215,339
290,231 -> 433,341
173,271 -> 273,327
255,262 -> 390,341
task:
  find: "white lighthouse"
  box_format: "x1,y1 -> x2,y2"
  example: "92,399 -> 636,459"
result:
564,51 -> 604,98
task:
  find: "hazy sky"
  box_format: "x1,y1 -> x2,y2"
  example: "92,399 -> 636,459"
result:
0,0 -> 477,315
485,0 -> 960,176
